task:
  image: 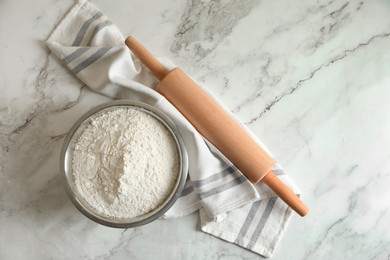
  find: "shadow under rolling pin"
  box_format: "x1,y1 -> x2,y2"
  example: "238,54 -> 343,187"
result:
125,36 -> 308,217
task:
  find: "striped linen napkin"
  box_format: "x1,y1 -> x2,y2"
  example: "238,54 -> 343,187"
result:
47,0 -> 301,257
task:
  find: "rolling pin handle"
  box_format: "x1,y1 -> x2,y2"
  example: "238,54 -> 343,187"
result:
125,36 -> 170,80
262,171 -> 308,216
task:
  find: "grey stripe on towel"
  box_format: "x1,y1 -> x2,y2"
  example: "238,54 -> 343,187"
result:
198,175 -> 247,200
180,186 -> 194,197
234,200 -> 263,245
179,177 -> 194,197
86,20 -> 113,46
191,166 -> 236,188
71,47 -> 111,74
72,11 -> 103,46
63,47 -> 89,65
247,197 -> 278,249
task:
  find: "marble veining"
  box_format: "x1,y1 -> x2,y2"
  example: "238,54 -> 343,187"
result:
1,0 -> 390,259
171,0 -> 260,60
247,31 -> 390,125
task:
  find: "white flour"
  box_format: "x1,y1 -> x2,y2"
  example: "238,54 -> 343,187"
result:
72,107 -> 179,218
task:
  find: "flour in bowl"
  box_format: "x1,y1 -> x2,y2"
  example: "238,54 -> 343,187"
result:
72,107 -> 179,218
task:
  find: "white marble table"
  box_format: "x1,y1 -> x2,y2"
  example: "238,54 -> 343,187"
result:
1,0 -> 390,259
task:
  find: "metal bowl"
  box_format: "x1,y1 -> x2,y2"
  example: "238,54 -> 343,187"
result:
60,100 -> 188,228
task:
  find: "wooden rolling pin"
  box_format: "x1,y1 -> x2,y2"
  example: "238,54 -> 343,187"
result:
125,36 -> 308,217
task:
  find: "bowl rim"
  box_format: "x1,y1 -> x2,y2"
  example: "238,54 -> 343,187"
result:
60,100 -> 188,228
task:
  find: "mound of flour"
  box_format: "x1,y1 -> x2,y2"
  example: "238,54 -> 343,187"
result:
72,107 -> 179,218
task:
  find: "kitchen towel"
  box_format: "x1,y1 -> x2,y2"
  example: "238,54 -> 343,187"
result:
47,0 -> 301,257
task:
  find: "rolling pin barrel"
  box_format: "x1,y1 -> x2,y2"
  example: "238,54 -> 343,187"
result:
124,36 -> 308,217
